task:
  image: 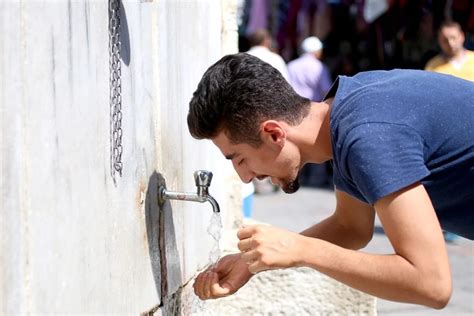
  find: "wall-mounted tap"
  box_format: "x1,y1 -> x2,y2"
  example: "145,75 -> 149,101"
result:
158,170 -> 220,213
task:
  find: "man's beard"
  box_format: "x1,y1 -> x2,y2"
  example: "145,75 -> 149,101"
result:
281,177 -> 300,194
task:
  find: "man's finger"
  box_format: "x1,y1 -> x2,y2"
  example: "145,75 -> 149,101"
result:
194,273 -> 204,299
237,238 -> 253,252
237,225 -> 257,240
211,276 -> 232,298
241,249 -> 258,264
203,271 -> 213,299
248,260 -> 265,274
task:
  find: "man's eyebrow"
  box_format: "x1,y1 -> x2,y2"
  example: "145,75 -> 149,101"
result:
225,153 -> 236,160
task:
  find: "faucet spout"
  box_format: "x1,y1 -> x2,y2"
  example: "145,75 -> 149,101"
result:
158,170 -> 220,213
205,195 -> 221,213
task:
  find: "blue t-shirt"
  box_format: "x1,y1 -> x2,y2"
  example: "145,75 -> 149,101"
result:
328,69 -> 474,239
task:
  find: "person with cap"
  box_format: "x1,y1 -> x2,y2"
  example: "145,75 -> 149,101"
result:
287,36 -> 332,102
287,36 -> 333,188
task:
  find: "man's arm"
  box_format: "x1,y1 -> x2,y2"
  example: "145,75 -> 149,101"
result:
239,183 -> 452,308
300,189 -> 375,249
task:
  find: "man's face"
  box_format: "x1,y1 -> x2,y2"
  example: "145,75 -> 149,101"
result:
212,130 -> 301,193
438,26 -> 465,58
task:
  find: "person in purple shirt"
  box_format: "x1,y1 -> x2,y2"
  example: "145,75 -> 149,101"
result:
288,36 -> 332,102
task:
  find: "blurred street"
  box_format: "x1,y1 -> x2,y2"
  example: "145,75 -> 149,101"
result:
252,187 -> 474,316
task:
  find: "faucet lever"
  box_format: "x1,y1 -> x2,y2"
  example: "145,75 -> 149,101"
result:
194,170 -> 213,188
194,170 -> 212,197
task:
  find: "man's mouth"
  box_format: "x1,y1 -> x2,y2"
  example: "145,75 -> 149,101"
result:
269,177 -> 280,186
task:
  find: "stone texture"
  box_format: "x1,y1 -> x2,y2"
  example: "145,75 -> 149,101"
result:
181,223 -> 376,316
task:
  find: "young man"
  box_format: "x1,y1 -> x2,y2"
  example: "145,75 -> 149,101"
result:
188,53 -> 474,308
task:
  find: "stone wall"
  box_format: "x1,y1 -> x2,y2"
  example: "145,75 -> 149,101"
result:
0,0 -> 239,314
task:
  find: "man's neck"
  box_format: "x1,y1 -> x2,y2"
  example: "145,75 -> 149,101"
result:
446,48 -> 466,64
295,100 -> 333,164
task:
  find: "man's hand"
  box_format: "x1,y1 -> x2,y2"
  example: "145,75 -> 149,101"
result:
237,225 -> 306,274
193,253 -> 253,300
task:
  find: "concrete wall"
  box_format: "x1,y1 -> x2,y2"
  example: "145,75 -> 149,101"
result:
1,0 -> 239,314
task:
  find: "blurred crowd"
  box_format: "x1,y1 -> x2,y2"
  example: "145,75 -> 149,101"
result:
238,0 -> 474,75
237,0 -> 474,192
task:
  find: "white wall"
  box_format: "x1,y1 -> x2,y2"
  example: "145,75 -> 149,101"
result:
1,0 -> 239,314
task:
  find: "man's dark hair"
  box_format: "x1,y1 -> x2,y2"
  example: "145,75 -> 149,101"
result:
439,20 -> 463,33
188,53 -> 311,146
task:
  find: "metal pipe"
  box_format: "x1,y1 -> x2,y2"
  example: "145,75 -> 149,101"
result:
158,170 -> 220,213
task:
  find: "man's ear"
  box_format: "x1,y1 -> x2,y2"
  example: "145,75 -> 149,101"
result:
260,120 -> 286,146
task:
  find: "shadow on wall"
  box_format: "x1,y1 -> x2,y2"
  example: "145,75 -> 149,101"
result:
145,171 -> 182,314
118,0 -> 130,66
107,0 -> 131,66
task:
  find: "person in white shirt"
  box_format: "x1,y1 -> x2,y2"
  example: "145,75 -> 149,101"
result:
246,29 -> 289,81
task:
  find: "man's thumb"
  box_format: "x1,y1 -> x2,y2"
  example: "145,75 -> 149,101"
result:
211,279 -> 233,297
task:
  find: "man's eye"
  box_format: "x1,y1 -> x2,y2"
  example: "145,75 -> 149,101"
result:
238,159 -> 244,166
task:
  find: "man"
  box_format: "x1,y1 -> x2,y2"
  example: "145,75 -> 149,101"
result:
246,29 -> 289,81
425,21 -> 474,81
189,53 -> 474,308
288,36 -> 332,102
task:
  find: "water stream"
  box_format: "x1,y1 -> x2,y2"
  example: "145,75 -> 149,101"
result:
206,212 -> 223,266
185,212 -> 223,315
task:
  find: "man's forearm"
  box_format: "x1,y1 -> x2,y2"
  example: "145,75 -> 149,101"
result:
296,236 -> 451,309
300,214 -> 370,250
296,186 -> 450,309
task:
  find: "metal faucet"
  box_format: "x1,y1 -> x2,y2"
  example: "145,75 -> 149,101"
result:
158,170 -> 220,213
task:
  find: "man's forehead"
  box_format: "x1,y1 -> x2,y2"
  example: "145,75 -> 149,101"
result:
211,132 -> 236,158
441,27 -> 461,36
211,131 -> 230,147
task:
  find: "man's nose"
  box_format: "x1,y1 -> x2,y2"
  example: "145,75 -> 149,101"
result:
233,164 -> 254,183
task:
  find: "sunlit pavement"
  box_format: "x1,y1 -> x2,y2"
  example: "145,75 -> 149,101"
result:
252,187 -> 474,316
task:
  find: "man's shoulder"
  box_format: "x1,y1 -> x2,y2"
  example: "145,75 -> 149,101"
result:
288,55 -> 313,69
425,55 -> 445,70
466,50 -> 474,61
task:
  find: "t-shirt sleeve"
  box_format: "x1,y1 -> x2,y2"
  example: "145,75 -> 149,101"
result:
339,122 -> 430,204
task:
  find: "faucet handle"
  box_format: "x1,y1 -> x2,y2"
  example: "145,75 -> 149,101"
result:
194,170 -> 213,187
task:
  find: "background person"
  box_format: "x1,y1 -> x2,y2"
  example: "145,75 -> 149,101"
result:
425,21 -> 474,81
246,29 -> 289,81
288,36 -> 332,102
